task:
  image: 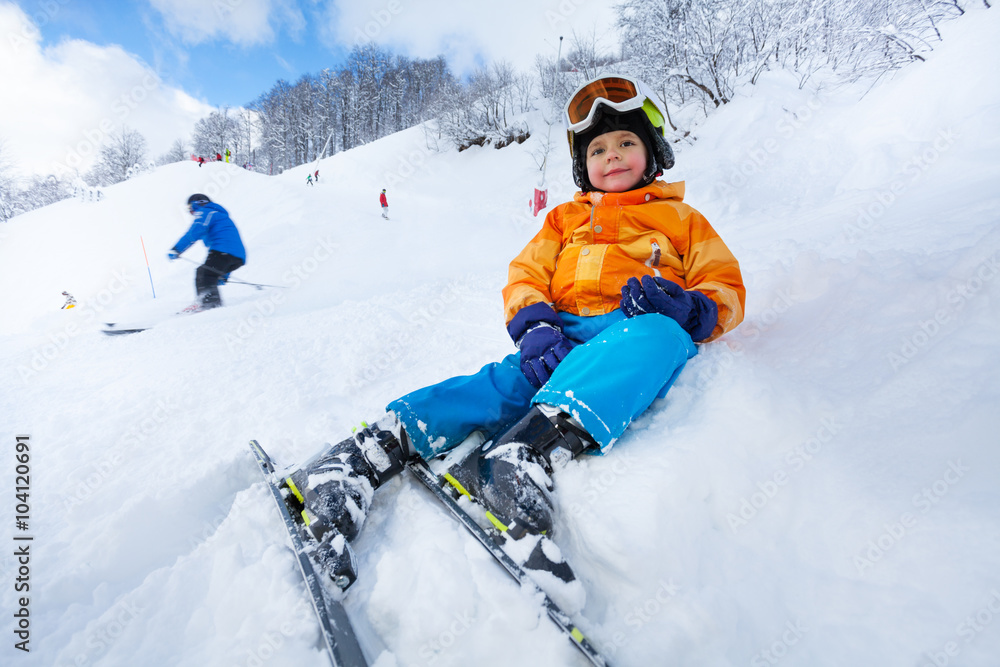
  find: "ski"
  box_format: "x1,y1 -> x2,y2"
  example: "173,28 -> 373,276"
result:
102,323 -> 149,336
407,459 -> 610,667
249,440 -> 368,667
102,303 -> 212,334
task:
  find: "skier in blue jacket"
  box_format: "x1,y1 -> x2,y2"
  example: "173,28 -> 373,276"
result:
168,194 -> 246,310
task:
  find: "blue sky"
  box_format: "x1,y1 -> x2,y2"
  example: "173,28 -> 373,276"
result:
17,0 -> 352,107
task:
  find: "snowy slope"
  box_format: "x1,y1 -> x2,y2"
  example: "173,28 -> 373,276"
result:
3,9 -> 1000,666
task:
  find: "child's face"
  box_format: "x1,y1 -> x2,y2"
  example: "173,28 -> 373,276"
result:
585,130 -> 648,193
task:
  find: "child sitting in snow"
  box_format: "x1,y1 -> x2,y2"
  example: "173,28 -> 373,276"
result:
284,75 -> 745,579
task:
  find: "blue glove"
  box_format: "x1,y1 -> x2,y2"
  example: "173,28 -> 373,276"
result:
620,275 -> 718,341
167,250 -> 180,261
508,302 -> 577,388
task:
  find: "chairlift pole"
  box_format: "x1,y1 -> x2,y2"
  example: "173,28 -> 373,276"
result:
541,36 -> 563,186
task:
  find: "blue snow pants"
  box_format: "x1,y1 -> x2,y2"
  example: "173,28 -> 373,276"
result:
387,311 -> 698,459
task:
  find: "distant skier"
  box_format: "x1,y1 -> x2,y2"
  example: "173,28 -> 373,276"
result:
61,291 -> 76,309
197,156 -> 205,168
215,152 -> 222,162
379,189 -> 388,219
168,194 -> 246,312
314,169 -> 320,183
225,149 -> 231,163
307,174 -> 313,186
281,75 -> 745,583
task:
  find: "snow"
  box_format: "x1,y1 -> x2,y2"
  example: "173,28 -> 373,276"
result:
2,9 -> 1000,666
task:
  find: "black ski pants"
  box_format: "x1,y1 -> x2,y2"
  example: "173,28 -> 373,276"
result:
196,251 -> 245,308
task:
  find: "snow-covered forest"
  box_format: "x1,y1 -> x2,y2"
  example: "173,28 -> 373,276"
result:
0,0 -> 988,221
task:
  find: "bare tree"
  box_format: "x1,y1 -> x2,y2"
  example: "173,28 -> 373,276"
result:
564,29 -> 618,81
157,138 -> 189,166
192,108 -> 240,160
17,174 -> 71,213
612,0 -> 968,127
436,61 -> 534,151
90,126 -> 149,186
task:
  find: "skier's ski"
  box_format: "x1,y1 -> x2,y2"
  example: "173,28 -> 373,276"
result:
102,323 -> 149,336
407,459 -> 610,667
249,440 -> 368,667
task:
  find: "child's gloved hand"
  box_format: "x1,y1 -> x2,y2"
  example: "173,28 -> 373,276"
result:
507,302 -> 577,388
518,324 -> 576,388
620,275 -> 718,341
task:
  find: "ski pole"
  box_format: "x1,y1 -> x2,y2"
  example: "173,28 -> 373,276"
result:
140,236 -> 156,298
177,256 -> 287,290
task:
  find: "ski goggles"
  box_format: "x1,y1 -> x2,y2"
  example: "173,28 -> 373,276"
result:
564,75 -> 664,135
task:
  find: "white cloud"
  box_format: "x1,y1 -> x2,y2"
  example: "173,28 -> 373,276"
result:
0,3 -> 215,177
324,0 -> 620,75
149,0 -> 304,46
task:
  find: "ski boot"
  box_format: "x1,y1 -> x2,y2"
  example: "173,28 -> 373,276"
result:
445,404 -> 597,539
283,413 -> 410,545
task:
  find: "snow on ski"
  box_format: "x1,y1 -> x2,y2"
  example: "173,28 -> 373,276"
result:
249,440 -> 368,667
407,459 -> 611,667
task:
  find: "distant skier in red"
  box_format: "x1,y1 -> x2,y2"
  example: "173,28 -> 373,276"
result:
380,189 -> 388,219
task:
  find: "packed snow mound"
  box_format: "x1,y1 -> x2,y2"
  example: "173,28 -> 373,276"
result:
2,8 -> 999,667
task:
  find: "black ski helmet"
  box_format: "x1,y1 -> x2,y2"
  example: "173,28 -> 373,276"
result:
187,193 -> 211,206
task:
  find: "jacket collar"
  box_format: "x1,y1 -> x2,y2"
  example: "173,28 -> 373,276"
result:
575,180 -> 685,207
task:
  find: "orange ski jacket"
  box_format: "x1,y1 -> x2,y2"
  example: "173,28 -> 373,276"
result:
503,181 -> 745,342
